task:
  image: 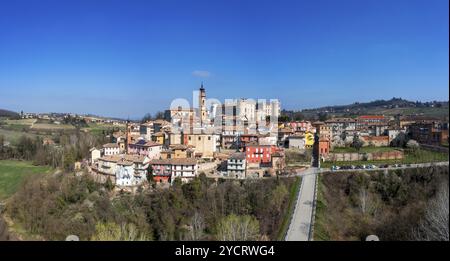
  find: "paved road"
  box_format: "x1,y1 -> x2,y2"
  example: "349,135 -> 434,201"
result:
284,161 -> 448,241
285,167 -> 318,241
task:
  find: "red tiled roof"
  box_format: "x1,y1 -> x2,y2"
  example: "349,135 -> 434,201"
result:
150,158 -> 197,166
102,143 -> 119,148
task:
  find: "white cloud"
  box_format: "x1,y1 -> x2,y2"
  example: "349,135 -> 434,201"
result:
192,70 -> 211,78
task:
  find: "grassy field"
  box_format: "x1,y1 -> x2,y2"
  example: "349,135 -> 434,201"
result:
313,174 -> 330,240
277,176 -> 301,240
285,148 -> 312,166
322,148 -> 448,168
83,122 -> 125,136
0,129 -> 37,144
332,146 -> 397,153
0,160 -> 52,200
372,106 -> 449,119
31,123 -> 75,130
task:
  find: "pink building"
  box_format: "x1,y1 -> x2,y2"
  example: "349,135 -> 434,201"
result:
128,139 -> 162,159
288,121 -> 312,132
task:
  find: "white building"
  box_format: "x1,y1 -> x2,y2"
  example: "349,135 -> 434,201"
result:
386,129 -> 405,143
93,154 -> 150,187
140,122 -> 154,141
90,147 -> 101,163
115,155 -> 150,186
258,135 -> 278,146
227,152 -> 246,178
225,98 -> 281,126
288,135 -> 306,150
103,143 -> 120,156
150,158 -> 198,183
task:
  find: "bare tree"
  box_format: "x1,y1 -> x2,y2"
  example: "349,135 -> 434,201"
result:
189,211 -> 205,240
216,214 -> 259,241
0,216 -> 11,241
359,188 -> 368,214
406,139 -> 420,153
413,183 -> 449,241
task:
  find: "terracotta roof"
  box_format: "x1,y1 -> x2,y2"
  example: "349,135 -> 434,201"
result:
325,118 -> 356,123
169,144 -> 189,150
153,119 -> 170,125
246,143 -> 273,147
113,131 -> 126,138
241,134 -> 259,137
279,127 -> 294,133
131,139 -> 161,147
99,154 -> 148,164
150,158 -> 197,166
103,143 -> 119,148
141,122 -> 154,127
229,152 -> 245,160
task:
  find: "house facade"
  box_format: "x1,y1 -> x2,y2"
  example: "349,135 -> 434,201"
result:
128,139 -> 162,159
93,154 -> 150,186
150,158 -> 198,183
227,152 -> 246,178
103,143 -> 120,156
245,144 -> 276,164
184,133 -> 218,158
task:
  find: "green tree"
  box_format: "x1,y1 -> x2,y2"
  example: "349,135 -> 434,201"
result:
318,112 -> 329,121
351,134 -> 363,152
141,113 -> 153,123
0,134 -> 4,158
340,131 -> 347,145
105,177 -> 114,191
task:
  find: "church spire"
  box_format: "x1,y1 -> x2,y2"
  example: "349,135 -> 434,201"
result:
200,81 -> 205,91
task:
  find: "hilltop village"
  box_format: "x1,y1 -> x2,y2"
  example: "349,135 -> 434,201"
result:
86,84 -> 449,189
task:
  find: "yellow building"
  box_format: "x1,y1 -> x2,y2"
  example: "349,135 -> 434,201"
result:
152,132 -> 165,145
305,131 -> 314,148
161,144 -> 195,159
185,133 -> 218,158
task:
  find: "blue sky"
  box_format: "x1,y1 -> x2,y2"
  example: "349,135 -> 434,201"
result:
0,0 -> 448,119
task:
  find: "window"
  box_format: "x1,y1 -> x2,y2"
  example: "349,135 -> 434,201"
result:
198,137 -> 201,141
208,136 -> 211,140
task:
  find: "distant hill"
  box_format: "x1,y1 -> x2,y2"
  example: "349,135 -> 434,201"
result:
0,109 -> 20,119
283,98 -> 449,121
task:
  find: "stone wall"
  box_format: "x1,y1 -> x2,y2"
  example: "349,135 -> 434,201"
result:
326,150 -> 404,162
